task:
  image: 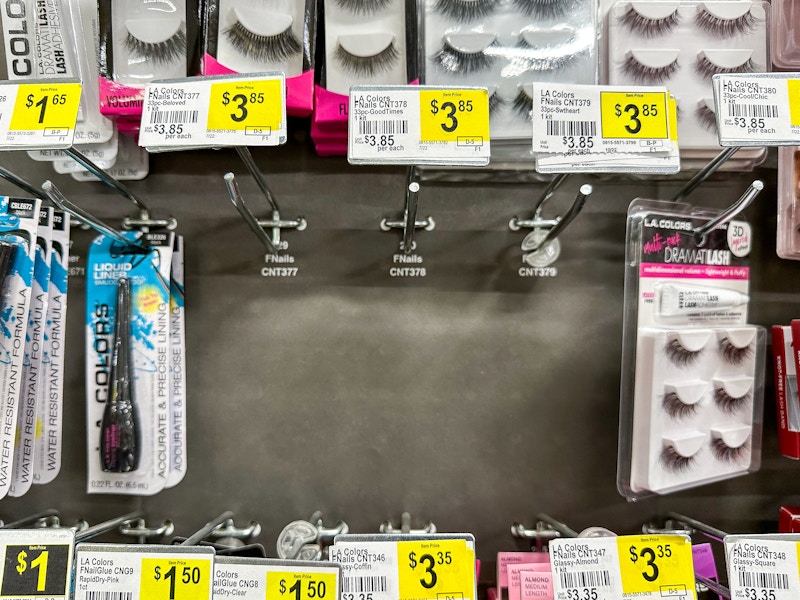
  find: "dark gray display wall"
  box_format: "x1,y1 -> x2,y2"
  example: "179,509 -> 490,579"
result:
0,135 -> 797,577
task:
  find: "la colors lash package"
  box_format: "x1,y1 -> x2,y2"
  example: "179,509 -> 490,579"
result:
607,1 -> 769,157
0,197 -> 41,500
97,0 -> 202,119
34,209 -> 70,486
419,0 -> 598,144
315,0 -> 416,131
203,0 -> 317,117
617,198 -> 766,500
86,231 -> 175,495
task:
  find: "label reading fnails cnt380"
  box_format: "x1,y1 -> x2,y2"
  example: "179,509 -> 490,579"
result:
348,86 -> 490,166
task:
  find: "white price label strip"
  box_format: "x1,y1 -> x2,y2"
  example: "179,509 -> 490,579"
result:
0,529 -> 74,600
348,86 -> 490,166
214,557 -> 340,600
0,79 -> 80,150
73,544 -> 214,600
713,74 -> 800,146
725,536 -> 800,600
139,74 -> 286,151
550,535 -> 696,600
531,84 -> 673,156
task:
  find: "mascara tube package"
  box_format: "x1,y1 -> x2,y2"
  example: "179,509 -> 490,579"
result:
33,209 -> 69,485
203,0 -> 316,117
97,0 -> 201,118
9,207 -> 53,498
313,0 -> 417,136
86,231 -> 174,495
0,197 -> 41,500
166,235 -> 186,488
618,198 -> 765,500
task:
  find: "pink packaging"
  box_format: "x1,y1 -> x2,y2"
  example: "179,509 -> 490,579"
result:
496,552 -> 550,600
508,563 -> 553,600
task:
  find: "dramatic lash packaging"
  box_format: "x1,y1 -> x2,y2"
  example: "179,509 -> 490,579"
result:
203,0 -> 317,117
98,0 -> 202,119
771,321 -> 800,460
420,0 -> 598,146
312,0 -> 416,150
618,198 -> 766,499
607,1 -> 768,162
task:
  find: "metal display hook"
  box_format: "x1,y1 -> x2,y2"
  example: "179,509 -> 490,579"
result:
0,166 -> 46,200
206,516 -> 262,547
276,512 -> 349,561
75,512 -> 145,543
672,147 -> 741,203
42,180 -> 150,253
180,511 -> 237,547
380,512 -> 437,535
664,512 -> 731,599
0,509 -> 59,529
119,517 -> 175,545
380,166 -> 435,254
224,147 -> 307,256
511,514 -> 575,552
510,177 -> 592,268
64,148 -> 177,231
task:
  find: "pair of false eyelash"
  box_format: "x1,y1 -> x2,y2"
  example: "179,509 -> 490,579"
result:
490,90 -> 533,120
662,385 -> 751,419
661,436 -> 750,472
334,41 -> 400,76
432,0 -> 579,22
621,53 -> 758,85
665,336 -> 753,368
124,27 -> 186,66
434,39 -> 576,74
224,21 -> 302,63
620,5 -> 759,39
335,0 -> 393,15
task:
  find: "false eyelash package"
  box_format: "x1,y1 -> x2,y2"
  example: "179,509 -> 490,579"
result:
617,198 -> 766,500
420,0 -> 598,144
97,0 -> 202,119
607,1 -> 769,155
203,0 -> 316,117
314,0 -> 416,132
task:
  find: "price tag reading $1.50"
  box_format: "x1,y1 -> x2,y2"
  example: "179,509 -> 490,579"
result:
550,535 -> 695,600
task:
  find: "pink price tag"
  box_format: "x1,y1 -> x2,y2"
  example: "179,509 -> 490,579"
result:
508,562 -> 552,600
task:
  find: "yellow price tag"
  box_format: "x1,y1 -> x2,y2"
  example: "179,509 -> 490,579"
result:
266,571 -> 338,600
207,79 -> 282,134
419,89 -> 489,144
600,92 -> 669,139
140,557 -> 212,600
616,535 -> 695,595
398,540 -> 474,600
787,80 -> 800,127
9,83 -> 81,132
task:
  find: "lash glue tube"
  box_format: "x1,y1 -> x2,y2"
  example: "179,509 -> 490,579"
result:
655,282 -> 749,317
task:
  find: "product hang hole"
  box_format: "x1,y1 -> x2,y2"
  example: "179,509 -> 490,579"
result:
337,33 -> 396,58
697,2 -> 759,21
712,375 -> 753,400
710,425 -> 751,448
663,431 -> 705,457
231,7 -> 293,37
443,32 -> 496,54
628,49 -> 681,69
664,381 -> 707,406
697,49 -> 754,70
619,1 -> 681,20
719,328 -> 756,349
670,330 -> 713,353
125,18 -> 183,45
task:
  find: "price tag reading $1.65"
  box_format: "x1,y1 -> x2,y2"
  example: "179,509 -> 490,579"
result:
0,80 -> 81,150
139,74 -> 286,151
348,86 -> 490,166
550,535 -> 696,600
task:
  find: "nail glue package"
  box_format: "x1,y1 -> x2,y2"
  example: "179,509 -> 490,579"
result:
607,1 -> 769,157
34,209 -> 70,486
9,207 -> 53,498
203,0 -> 317,117
618,198 -> 765,500
97,0 -> 202,119
86,231 -> 175,495
420,0 -> 598,144
0,197 -> 41,500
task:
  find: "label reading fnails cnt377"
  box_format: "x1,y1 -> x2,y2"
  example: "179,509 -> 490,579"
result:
348,86 -> 490,166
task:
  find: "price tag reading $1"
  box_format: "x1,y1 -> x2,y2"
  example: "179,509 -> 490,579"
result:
550,535 -> 695,600
0,529 -> 74,600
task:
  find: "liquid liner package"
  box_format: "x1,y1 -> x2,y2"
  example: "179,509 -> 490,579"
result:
203,0 -> 317,117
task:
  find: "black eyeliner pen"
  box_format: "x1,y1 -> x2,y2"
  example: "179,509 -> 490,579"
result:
100,277 -> 140,473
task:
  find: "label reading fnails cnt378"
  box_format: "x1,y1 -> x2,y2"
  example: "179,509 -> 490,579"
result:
348,86 -> 490,166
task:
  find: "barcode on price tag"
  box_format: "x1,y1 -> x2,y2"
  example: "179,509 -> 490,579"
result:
0,528 -> 74,600
713,74 -> 800,145
725,535 -> 800,600
0,79 -> 81,150
139,73 -> 285,151
348,86 -> 490,166
73,544 -> 214,600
